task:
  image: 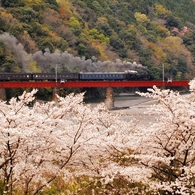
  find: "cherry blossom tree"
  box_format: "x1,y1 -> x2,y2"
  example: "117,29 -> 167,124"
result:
134,81 -> 195,194
2,80 -> 195,194
0,89 -> 136,195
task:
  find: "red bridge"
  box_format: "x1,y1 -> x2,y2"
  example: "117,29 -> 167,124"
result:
0,80 -> 190,109
0,80 -> 190,88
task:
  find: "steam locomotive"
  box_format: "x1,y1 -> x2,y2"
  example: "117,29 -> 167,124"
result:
0,70 -> 151,82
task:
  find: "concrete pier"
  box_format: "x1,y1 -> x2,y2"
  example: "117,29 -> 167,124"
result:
0,88 -> 6,101
52,87 -> 59,102
104,87 -> 114,110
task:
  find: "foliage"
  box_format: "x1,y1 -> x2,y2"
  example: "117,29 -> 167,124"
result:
134,12 -> 150,25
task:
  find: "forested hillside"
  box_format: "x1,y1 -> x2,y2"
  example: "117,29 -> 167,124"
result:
1,0 -> 195,80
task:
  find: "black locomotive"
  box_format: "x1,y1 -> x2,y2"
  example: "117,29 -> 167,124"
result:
0,70 -> 151,82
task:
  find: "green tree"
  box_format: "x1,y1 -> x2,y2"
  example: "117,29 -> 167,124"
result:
1,0 -> 24,7
110,37 -> 125,50
39,39 -> 55,52
165,14 -> 182,29
69,16 -> 82,36
96,18 -> 112,36
91,1 -> 104,15
0,18 -> 7,33
155,4 -> 169,17
134,12 -> 150,25
89,28 -> 109,43
9,7 -> 37,23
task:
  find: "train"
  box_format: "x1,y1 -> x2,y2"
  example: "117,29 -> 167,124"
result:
0,70 -> 151,82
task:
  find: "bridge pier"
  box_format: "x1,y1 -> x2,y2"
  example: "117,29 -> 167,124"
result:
0,88 -> 6,100
104,87 -> 114,110
53,87 -> 59,102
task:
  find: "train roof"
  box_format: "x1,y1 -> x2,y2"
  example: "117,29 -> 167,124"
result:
79,72 -> 125,74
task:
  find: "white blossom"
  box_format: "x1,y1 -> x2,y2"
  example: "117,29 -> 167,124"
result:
0,90 -> 135,194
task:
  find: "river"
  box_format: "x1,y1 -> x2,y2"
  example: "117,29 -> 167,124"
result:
85,93 -> 155,108
85,93 -> 158,127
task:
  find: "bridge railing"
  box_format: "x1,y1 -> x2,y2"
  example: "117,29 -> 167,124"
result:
0,80 -> 190,88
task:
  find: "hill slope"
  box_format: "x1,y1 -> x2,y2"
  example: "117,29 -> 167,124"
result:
0,0 -> 195,80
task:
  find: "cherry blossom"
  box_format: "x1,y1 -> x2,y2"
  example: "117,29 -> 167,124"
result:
1,79 -> 195,194
0,89 -> 134,194
135,83 -> 195,194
